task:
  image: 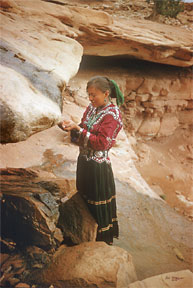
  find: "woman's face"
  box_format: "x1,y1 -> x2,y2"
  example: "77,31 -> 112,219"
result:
87,86 -> 109,108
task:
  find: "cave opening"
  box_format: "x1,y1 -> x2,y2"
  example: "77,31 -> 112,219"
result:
78,55 -> 187,76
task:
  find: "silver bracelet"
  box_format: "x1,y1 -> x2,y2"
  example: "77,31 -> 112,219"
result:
79,128 -> 84,134
84,131 -> 90,147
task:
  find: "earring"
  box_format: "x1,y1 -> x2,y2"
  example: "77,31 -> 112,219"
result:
104,98 -> 107,103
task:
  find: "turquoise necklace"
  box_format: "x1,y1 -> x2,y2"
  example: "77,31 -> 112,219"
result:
86,103 -> 111,131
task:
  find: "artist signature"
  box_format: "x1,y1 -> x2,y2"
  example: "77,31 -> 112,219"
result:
166,276 -> 184,281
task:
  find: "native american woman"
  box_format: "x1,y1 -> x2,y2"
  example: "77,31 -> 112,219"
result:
59,76 -> 124,244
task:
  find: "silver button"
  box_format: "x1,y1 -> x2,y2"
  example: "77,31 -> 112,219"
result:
94,151 -> 103,157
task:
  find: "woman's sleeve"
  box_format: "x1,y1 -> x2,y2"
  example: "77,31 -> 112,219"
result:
80,114 -> 122,151
79,106 -> 89,128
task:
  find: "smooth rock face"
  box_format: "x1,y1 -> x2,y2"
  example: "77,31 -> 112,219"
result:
129,270 -> 193,288
0,66 -> 62,143
1,0 -> 83,143
1,0 -> 83,82
31,242 -> 138,288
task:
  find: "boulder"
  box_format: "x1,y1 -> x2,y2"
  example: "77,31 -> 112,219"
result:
30,242 -> 138,288
1,168 -> 64,250
1,0 -> 83,143
1,168 -> 98,249
0,1 -> 83,83
57,193 -> 98,245
0,66 -> 62,143
129,270 -> 193,288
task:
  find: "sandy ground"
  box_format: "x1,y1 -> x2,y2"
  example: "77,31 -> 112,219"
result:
133,128 -> 193,220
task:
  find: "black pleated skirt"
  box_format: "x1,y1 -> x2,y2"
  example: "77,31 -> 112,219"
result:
76,154 -> 119,244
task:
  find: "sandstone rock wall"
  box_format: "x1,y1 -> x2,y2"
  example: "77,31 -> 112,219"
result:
122,68 -> 192,139
69,61 -> 192,140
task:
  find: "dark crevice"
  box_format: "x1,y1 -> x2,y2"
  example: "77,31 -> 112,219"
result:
41,0 -> 68,6
79,55 -> 191,77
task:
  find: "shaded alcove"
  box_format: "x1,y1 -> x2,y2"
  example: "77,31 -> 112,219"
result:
78,55 -> 190,76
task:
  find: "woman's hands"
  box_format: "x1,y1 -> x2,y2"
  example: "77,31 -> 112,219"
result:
58,120 -> 81,132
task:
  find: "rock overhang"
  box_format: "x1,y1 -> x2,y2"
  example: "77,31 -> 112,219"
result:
1,0 -> 192,143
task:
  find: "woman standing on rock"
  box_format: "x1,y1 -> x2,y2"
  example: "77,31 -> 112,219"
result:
59,76 -> 124,245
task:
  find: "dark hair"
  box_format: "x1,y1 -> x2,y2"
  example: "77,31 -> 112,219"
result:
86,76 -> 117,98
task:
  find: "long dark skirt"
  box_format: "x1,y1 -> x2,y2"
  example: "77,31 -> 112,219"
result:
76,154 -> 119,244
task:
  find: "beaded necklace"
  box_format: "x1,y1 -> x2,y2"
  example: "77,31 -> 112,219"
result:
86,103 -> 111,131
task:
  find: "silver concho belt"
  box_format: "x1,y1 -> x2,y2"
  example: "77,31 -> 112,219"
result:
80,147 -> 108,158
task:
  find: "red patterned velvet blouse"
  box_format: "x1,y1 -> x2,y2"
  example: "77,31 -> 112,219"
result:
78,103 -> 123,156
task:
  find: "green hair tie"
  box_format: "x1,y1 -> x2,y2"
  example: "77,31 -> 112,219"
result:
110,79 -> 124,107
